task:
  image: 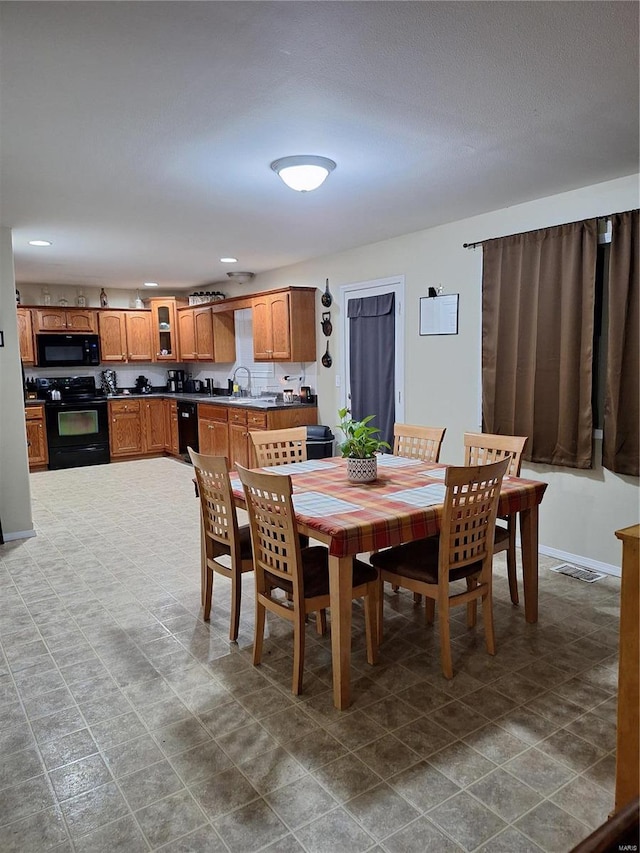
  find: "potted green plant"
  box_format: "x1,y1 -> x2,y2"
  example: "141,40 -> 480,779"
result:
337,407 -> 390,482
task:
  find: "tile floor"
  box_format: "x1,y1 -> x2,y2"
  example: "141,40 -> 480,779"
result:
0,457 -> 620,853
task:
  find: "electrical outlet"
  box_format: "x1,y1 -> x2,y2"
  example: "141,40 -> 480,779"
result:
335,374 -> 341,387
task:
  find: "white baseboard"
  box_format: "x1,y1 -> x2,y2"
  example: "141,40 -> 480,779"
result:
538,544 -> 620,578
1,529 -> 36,542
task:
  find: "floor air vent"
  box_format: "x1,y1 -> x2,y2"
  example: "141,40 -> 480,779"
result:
550,563 -> 606,583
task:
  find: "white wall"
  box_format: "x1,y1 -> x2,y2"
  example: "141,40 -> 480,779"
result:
8,176 -> 639,563
248,174 -> 640,570
0,227 -> 34,539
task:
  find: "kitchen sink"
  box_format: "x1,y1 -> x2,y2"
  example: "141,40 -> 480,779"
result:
225,397 -> 277,407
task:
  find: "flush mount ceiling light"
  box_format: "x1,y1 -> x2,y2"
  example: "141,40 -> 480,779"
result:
227,271 -> 255,284
270,155 -> 336,192
220,257 -> 237,263
143,281 -> 159,287
28,239 -> 52,246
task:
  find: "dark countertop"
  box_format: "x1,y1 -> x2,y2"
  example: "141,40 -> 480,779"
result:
26,392 -> 315,412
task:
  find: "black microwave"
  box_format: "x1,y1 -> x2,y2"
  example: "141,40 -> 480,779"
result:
36,334 -> 101,367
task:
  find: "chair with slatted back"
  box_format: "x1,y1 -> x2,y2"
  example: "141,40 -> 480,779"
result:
371,457 -> 509,679
393,423 -> 446,463
236,464 -> 379,695
189,448 -> 254,641
250,427 -> 308,468
463,432 -> 528,605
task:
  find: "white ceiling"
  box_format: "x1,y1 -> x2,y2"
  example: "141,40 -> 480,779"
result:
1,1 -> 638,292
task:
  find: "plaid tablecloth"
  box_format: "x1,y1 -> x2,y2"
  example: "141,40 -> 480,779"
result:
232,457 -> 548,558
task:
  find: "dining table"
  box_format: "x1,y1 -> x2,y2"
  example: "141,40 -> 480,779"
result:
230,454 -> 548,711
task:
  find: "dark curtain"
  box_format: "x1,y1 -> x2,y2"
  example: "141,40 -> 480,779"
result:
482,220 -> 598,468
603,210 -> 639,476
347,293 -> 395,448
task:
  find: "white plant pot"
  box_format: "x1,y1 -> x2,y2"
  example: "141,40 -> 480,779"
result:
346,456 -> 377,483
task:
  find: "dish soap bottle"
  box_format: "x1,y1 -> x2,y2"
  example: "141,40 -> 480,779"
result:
99,288 -> 108,308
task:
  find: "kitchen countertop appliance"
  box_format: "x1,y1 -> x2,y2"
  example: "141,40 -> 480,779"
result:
135,375 -> 152,394
167,369 -> 185,393
36,376 -> 109,469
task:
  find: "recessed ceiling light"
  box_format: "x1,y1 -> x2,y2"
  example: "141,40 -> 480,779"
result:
220,257 -> 237,263
143,281 -> 159,287
28,239 -> 52,247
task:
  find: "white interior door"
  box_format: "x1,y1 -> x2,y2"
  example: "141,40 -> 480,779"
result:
340,276 -> 405,424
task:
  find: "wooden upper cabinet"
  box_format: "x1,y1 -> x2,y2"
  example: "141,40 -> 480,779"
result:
252,288 -> 316,362
177,309 -> 197,360
34,308 -> 98,333
125,312 -> 153,361
194,307 -> 214,360
99,311 -> 127,361
178,306 -> 236,362
17,308 -> 35,364
99,310 -> 152,362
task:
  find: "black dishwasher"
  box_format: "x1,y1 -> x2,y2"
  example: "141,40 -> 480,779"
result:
177,401 -> 199,461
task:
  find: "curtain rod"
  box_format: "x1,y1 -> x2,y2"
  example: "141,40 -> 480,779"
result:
462,209 -> 635,249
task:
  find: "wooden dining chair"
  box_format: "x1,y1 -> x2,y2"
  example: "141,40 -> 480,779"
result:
370,457 -> 509,679
250,427 -> 308,468
463,432 -> 528,605
189,448 -> 254,641
236,464 -> 379,695
393,423 -> 446,463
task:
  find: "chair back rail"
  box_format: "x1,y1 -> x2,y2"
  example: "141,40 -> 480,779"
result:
463,432 -> 527,476
250,427 -> 308,468
393,423 -> 446,463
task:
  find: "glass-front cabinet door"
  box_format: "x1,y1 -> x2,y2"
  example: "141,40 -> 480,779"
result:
150,298 -> 181,362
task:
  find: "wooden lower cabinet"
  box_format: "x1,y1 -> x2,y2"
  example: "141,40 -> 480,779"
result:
198,404 -> 229,457
142,398 -> 165,452
164,400 -> 179,456
109,400 -> 143,457
226,405 -> 318,469
25,405 -> 48,469
110,398 -> 169,458
228,409 -> 259,469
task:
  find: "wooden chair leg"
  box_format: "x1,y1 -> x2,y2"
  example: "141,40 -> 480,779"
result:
200,517 -> 207,607
315,609 -> 327,635
253,600 -> 266,666
413,592 -> 422,605
483,586 -> 496,656
292,612 -> 306,695
229,572 -> 241,642
364,583 -> 378,666
507,517 -> 519,605
466,577 -> 478,628
438,593 -> 453,679
203,567 -> 213,622
377,576 -> 385,645
425,597 -> 436,624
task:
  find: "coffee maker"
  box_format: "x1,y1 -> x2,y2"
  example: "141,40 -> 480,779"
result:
167,369 -> 185,393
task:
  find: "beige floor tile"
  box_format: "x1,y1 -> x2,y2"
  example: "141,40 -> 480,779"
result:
0,459 -> 623,853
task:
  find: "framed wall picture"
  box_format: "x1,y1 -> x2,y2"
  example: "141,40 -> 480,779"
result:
419,294 -> 459,335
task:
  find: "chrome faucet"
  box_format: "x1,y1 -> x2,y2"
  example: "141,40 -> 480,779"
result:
232,365 -> 252,397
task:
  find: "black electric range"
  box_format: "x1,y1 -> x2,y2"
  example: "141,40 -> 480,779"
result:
36,376 -> 110,469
